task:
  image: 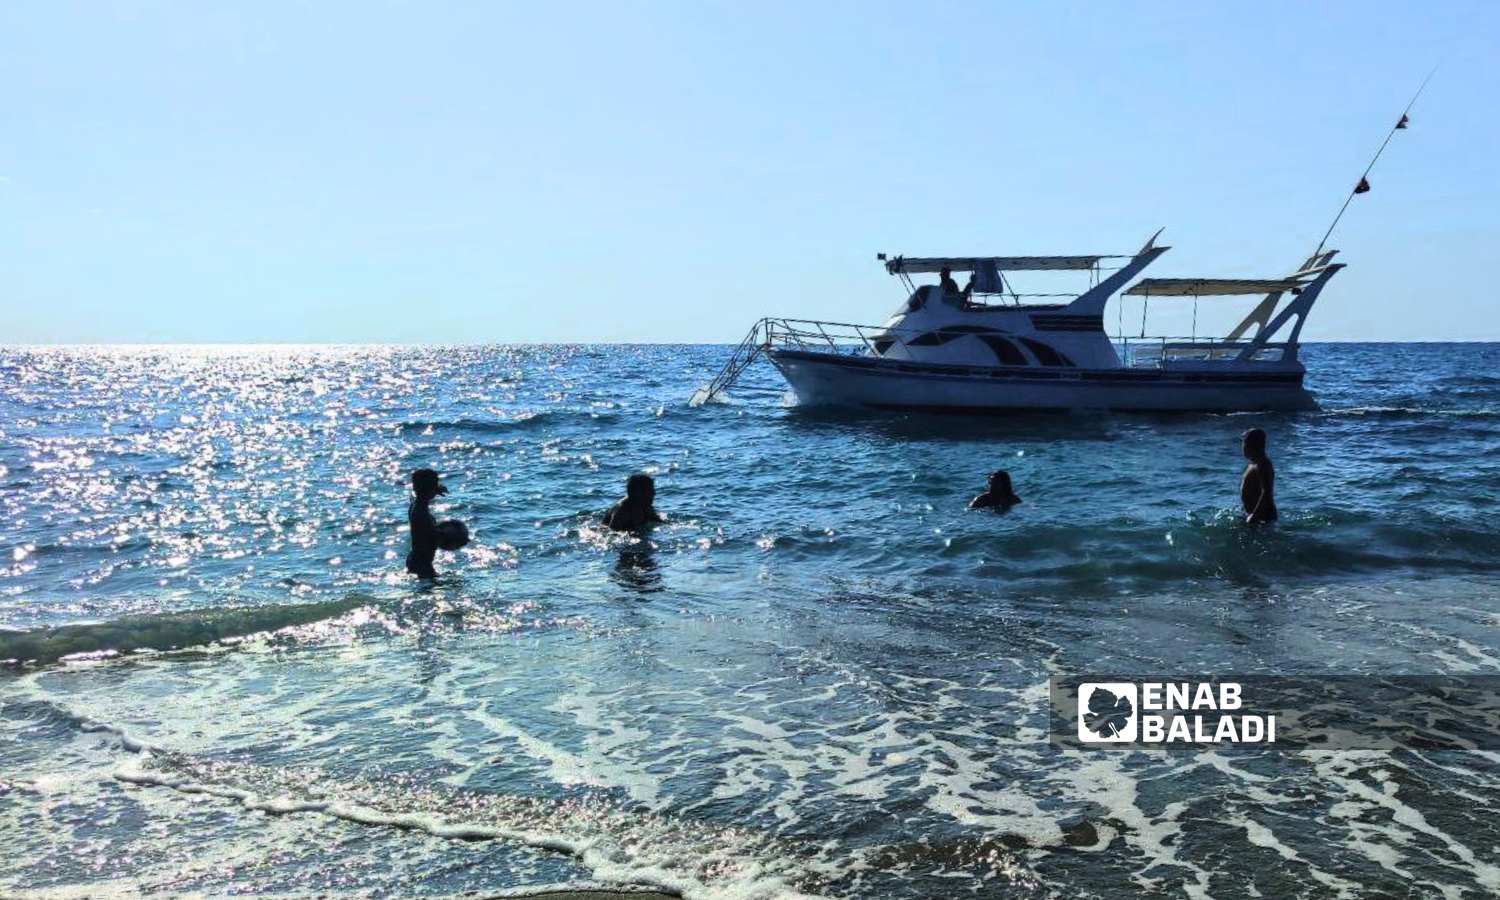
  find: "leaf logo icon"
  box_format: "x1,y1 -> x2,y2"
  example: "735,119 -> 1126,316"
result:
1077,683 -> 1138,743
1086,688 -> 1133,737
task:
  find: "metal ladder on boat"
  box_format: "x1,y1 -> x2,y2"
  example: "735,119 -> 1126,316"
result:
689,318 -> 772,406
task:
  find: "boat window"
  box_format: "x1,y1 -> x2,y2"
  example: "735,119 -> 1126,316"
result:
1019,337 -> 1075,366
980,336 -> 1028,366
906,287 -> 932,312
872,338 -> 896,355
908,331 -> 956,346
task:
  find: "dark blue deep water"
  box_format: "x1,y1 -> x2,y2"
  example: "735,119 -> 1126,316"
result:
4,343 -> 1500,898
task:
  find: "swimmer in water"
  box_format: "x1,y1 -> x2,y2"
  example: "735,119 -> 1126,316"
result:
1240,428 -> 1277,525
604,473 -> 664,531
405,468 -> 447,579
969,470 -> 1021,511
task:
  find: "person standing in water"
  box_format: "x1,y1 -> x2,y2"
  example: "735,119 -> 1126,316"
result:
969,470 -> 1021,511
406,468 -> 447,579
1240,429 -> 1278,525
604,473 -> 664,531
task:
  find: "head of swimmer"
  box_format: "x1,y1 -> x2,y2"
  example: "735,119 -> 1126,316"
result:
1241,428 -> 1268,461
412,467 -> 447,502
624,472 -> 655,507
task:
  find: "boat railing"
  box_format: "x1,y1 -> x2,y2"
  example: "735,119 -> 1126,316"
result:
1119,335 -> 1293,366
764,320 -> 1298,363
694,318 -> 1297,403
963,292 -> 1080,309
753,320 -> 1296,363
762,317 -> 886,355
692,317 -> 884,404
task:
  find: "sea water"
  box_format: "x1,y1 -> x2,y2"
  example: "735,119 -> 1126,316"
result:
3,343 -> 1500,897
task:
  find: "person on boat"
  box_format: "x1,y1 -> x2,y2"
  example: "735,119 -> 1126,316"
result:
938,268 -> 961,295
604,473 -> 665,531
1240,429 -> 1278,525
969,470 -> 1021,511
406,468 -> 447,579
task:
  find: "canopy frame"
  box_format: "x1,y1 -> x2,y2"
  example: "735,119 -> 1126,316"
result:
884,255 -> 1123,275
878,230 -> 1169,308
880,253 -> 1136,300
1124,262 -> 1340,298
1124,278 -> 1306,297
1116,261 -> 1344,363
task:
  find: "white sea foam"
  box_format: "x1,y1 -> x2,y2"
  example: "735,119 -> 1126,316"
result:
110,751 -> 823,900
10,572 -> 1500,897
1313,751 -> 1500,896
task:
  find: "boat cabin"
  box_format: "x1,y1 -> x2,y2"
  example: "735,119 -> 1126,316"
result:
869,235 -> 1170,370
864,240 -> 1343,374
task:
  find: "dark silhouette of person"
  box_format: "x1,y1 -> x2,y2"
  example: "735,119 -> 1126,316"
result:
406,468 -> 447,579
969,470 -> 1021,511
1240,429 -> 1277,524
604,473 -> 664,531
938,267 -> 961,295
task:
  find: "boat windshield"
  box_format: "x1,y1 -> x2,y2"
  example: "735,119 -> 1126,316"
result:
898,285 -> 968,316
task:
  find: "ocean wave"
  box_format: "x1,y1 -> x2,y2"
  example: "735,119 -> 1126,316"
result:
902,509 -> 1500,591
1319,405 -> 1500,420
96,744 -> 822,900
1435,373 -> 1500,387
0,593 -> 603,669
399,410 -> 627,435
0,595 -> 375,667
10,684 -> 1060,900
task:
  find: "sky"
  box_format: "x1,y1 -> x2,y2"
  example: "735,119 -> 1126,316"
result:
2,1 -> 1497,343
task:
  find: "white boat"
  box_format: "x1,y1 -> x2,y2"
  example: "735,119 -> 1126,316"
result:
694,231 -> 1345,413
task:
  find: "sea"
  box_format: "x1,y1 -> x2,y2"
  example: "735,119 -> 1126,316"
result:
3,342 -> 1500,899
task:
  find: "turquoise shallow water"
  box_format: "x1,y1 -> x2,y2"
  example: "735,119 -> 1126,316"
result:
3,343 -> 1500,897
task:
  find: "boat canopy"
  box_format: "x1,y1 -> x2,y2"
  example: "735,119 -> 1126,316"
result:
884,255 -> 1116,275
1124,277 -> 1305,297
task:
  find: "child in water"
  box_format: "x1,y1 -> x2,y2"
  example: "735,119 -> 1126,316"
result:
969,470 -> 1021,511
406,468 -> 447,579
1240,428 -> 1277,524
604,473 -> 664,531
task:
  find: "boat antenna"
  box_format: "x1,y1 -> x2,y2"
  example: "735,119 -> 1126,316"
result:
1311,65 -> 1437,260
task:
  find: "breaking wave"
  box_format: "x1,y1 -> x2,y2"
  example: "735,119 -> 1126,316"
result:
0,596 -> 375,667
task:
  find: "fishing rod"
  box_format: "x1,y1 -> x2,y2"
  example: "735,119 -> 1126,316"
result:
1310,66 -> 1437,261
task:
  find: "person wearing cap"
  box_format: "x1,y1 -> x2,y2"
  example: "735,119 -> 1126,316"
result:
968,470 -> 1021,511
406,468 -> 447,579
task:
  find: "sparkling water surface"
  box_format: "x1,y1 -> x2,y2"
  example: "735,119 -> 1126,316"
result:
4,343 -> 1500,898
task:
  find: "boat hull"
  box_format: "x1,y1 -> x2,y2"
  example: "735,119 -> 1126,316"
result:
767,349 -> 1316,413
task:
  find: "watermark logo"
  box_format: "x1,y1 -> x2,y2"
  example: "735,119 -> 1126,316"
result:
1055,675 -> 1500,751
1070,681 -> 1274,746
1077,682 -> 1137,742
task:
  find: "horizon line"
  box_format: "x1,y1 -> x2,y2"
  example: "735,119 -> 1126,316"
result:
4,339 -> 1500,349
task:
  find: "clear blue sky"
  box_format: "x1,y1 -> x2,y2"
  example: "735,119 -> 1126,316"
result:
2,2 -> 1496,343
